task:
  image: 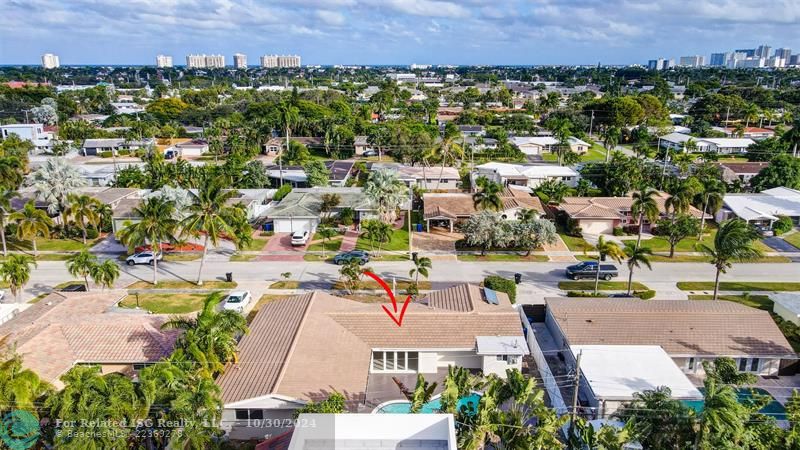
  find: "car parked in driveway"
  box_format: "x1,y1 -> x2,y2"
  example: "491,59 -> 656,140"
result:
222,290 -> 253,313
291,230 -> 310,246
362,149 -> 378,157
565,261 -> 619,280
333,250 -> 370,265
126,252 -> 162,266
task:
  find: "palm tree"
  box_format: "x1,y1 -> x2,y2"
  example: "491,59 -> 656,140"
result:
166,375 -> 223,449
10,201 -> 53,258
548,117 -> 573,166
516,208 -> 538,224
29,157 -> 87,225
432,128 -> 464,189
0,353 -> 52,413
744,103 -> 761,128
698,180 -> 725,240
409,256 -> 432,288
593,236 -> 625,294
631,188 -> 660,249
316,226 -> 338,259
0,188 -> 16,256
473,177 -> 503,211
697,219 -> 763,300
277,101 -> 300,186
162,292 -> 248,377
624,242 -> 653,295
364,170 -> 409,223
362,220 -> 393,254
90,259 -> 120,290
116,196 -> 178,285
180,178 -> 239,285
66,249 -> 98,291
602,126 -> 621,163
0,254 -> 37,303
693,376 -> 746,449
409,373 -> 437,414
66,193 -> 101,244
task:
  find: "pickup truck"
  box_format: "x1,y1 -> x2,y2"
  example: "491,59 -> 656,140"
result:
565,261 -> 619,280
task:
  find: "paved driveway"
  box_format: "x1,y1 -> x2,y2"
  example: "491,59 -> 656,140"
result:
762,237 -> 800,253
258,233 -> 308,261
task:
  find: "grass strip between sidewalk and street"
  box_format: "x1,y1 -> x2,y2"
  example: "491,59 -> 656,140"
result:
558,281 -> 649,291
126,280 -> 238,289
677,282 -> 800,292
457,254 -> 549,262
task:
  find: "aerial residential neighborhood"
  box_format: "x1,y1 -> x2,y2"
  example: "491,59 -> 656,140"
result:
1,2 -> 800,449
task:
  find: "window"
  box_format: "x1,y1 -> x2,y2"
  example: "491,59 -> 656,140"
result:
235,409 -> 263,421
372,351 -> 418,373
739,358 -> 748,372
687,358 -> 695,371
132,363 -> 155,371
750,358 -> 760,372
497,355 -> 519,365
235,409 -> 249,420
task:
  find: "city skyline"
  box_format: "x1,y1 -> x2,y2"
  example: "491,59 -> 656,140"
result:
2,0 -> 799,66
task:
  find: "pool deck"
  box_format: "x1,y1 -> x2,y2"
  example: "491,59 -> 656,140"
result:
360,368 -> 451,413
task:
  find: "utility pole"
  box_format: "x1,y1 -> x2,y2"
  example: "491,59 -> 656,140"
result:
588,110 -> 595,138
725,105 -> 731,127
567,350 -> 583,448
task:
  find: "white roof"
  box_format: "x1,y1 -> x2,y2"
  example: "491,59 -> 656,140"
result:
476,336 -> 529,356
659,132 -> 694,144
289,414 -> 457,450
512,136 -> 558,146
702,138 -> 755,148
476,162 -> 578,179
572,345 -> 703,401
772,294 -> 800,317
723,188 -> 800,220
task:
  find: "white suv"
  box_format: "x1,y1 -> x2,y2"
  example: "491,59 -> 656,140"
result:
222,290 -> 253,313
291,230 -> 310,246
126,252 -> 163,266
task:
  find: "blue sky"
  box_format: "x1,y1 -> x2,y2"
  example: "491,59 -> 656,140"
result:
1,0 -> 799,66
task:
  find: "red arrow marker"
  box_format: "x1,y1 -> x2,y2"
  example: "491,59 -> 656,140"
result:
362,271 -> 411,327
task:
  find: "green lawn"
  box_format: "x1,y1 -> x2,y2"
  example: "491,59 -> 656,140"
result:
783,232 -> 800,250
0,253 -> 74,261
269,280 -> 300,289
559,233 -> 594,252
356,224 -> 410,252
241,237 -> 270,252
677,282 -> 800,292
688,294 -> 773,310
162,253 -> 202,262
458,254 -> 548,262
641,229 -> 772,254
229,253 -> 258,262
6,237 -> 103,252
127,280 -> 238,289
559,281 -> 649,291
582,143 -> 610,162
118,293 -> 210,314
333,279 -> 431,291
307,233 -> 343,252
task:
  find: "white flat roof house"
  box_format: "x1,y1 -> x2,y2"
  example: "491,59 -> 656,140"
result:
717,187 -> 800,227
572,345 -> 703,418
511,136 -> 589,155
475,162 -> 579,188
659,132 -> 755,154
0,123 -> 54,152
276,414 -> 457,450
372,162 -> 461,191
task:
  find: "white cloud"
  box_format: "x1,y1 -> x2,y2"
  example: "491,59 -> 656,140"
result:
316,10 -> 346,26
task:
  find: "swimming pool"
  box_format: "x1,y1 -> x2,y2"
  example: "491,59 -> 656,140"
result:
374,393 -> 482,414
681,387 -> 786,420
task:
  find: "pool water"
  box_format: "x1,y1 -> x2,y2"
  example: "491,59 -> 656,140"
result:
376,394 -> 482,414
682,388 -> 786,420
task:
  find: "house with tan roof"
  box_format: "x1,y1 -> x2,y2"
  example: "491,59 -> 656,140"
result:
371,162 -> 461,191
422,187 -> 544,232
0,291 -> 177,389
474,162 -> 580,188
216,284 -> 526,440
545,298 -> 796,379
556,193 -> 709,235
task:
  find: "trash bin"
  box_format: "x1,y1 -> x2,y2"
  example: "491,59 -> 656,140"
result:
225,272 -> 233,282
514,273 -> 522,284
416,223 -> 423,232
263,223 -> 273,232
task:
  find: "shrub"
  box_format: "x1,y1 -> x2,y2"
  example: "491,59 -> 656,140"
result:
612,227 -> 624,236
566,291 -> 606,297
99,151 -> 113,158
273,184 -> 292,201
773,216 -> 793,235
484,275 -> 517,303
118,149 -> 131,156
85,227 -> 100,239
634,290 -> 656,300
338,207 -> 355,226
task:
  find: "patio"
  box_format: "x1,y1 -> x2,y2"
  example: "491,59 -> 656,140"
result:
361,368 -> 451,413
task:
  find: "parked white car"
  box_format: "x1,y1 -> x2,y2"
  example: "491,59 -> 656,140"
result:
126,252 -> 163,266
222,290 -> 253,313
291,230 -> 310,246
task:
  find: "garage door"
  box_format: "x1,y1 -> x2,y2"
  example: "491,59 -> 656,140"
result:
580,219 -> 614,235
273,218 -> 316,233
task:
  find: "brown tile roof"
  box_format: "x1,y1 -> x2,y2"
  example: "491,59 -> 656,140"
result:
559,193 -> 708,219
423,190 -> 543,220
0,291 -> 177,387
718,162 -> 769,174
547,298 -> 795,358
219,285 -> 522,405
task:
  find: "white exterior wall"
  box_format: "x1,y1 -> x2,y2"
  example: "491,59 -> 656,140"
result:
418,352 -> 438,373
222,408 -> 295,441
273,218 -> 317,233
436,351 -> 481,370
481,355 -> 522,377
417,178 -> 460,190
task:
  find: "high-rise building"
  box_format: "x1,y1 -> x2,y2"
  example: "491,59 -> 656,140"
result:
647,59 -> 662,70
735,48 -> 756,58
233,53 -> 247,69
709,53 -> 729,67
756,44 -> 772,58
156,55 -> 173,68
789,54 -> 800,67
260,54 -> 301,68
41,53 -> 60,69
774,48 -> 792,60
185,54 -> 225,68
679,55 -> 705,67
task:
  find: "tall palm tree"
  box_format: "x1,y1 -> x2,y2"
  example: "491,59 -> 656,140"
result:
694,376 -> 746,449
698,180 -> 725,239
473,177 -> 503,211
66,193 -> 101,244
0,188 -> 16,256
697,219 -> 763,300
90,259 -> 120,290
29,157 -> 86,225
516,208 -> 538,224
364,170 -> 409,223
66,249 -> 98,291
0,353 -> 52,412
432,128 -> 464,189
593,236 -> 625,294
180,178 -> 239,285
602,126 -> 621,163
167,375 -> 223,449
665,182 -> 697,221
277,101 -> 300,186
10,201 -> 53,258
0,254 -> 37,303
409,256 -> 432,288
624,242 -> 653,295
316,226 -> 338,259
116,196 -> 178,285
630,188 -> 660,250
